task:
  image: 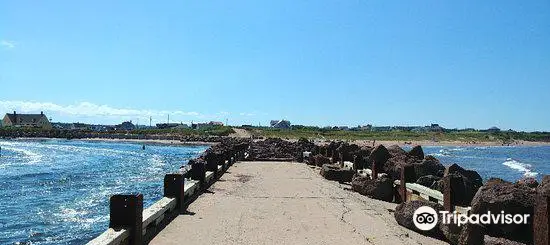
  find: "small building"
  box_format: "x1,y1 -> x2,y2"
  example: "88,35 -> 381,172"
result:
116,121 -> 135,131
2,111 -> 52,129
270,120 -> 291,129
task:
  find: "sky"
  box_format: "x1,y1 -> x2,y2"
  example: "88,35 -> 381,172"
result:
1,1 -> 549,131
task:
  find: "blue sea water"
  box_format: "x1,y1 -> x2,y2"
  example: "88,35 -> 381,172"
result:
0,139 -> 208,245
410,145 -> 550,182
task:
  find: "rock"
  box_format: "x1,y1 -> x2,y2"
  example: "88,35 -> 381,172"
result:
457,223 -> 485,245
387,145 -> 407,158
536,175 -> 550,195
470,178 -> 536,243
408,145 -> 425,160
430,179 -> 444,192
248,138 -> 316,161
416,175 -> 441,188
313,154 -> 331,167
351,175 -> 394,202
443,164 -> 483,206
336,143 -> 361,163
516,177 -> 539,188
394,200 -> 444,238
367,145 -> 391,172
440,222 -> 463,245
484,235 -> 527,245
412,156 -> 445,180
320,164 -> 354,183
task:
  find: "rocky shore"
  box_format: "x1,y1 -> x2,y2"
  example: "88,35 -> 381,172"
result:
0,129 -> 227,142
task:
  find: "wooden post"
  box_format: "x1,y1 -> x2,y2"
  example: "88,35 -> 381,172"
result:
164,174 -> 184,212
371,161 -> 378,180
109,194 -> 143,245
399,165 -> 415,203
534,193 -> 550,245
444,175 -> 463,212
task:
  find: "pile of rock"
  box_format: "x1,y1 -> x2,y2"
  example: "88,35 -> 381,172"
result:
247,138 -> 318,161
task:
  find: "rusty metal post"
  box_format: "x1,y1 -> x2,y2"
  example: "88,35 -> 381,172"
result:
164,174 -> 184,212
399,165 -> 415,203
534,193 -> 550,245
371,161 -> 378,180
444,175 -> 462,212
109,194 -> 143,245
191,161 -> 206,187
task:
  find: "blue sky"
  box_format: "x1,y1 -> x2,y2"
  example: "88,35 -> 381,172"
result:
1,1 -> 549,131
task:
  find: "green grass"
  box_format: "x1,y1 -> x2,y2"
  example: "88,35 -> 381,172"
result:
246,127 -> 550,143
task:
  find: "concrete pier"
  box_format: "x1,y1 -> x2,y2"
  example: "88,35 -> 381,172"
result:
150,161 -> 445,245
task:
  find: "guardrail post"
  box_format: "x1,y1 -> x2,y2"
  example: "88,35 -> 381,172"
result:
399,165 -> 415,203
109,194 -> 143,245
534,192 -> 549,245
191,161 -> 206,187
444,174 -> 462,212
164,174 -> 184,212
372,160 -> 379,179
205,158 -> 218,178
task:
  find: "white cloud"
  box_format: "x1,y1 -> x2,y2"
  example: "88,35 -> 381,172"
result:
1,40 -> 15,49
0,100 -> 201,120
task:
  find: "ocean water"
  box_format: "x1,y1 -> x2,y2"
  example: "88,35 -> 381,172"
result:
416,145 -> 550,182
0,139 -> 208,245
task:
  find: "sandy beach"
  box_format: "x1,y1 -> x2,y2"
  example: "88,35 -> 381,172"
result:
150,161 -> 445,245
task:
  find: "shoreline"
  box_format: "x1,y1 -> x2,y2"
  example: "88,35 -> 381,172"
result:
349,139 -> 550,147
8,137 -> 218,146
4,136 -> 550,147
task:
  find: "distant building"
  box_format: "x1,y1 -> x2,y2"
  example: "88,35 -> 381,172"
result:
116,121 -> 135,131
2,111 -> 52,129
270,120 -> 291,129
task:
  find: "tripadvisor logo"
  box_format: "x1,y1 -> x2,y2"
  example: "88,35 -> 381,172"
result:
413,206 -> 439,231
412,206 -> 530,231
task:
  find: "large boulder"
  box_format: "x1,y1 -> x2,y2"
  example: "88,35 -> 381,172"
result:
443,164 -> 483,206
470,178 -> 536,243
367,145 -> 391,172
394,200 -> 444,238
351,175 -> 394,202
416,175 -> 441,188
516,177 -> 539,189
320,164 -> 354,183
387,145 -> 407,158
312,154 -> 330,167
412,156 -> 445,180
484,236 -> 527,245
408,145 -> 425,160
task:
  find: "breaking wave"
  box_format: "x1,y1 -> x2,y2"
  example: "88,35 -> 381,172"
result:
502,158 -> 538,177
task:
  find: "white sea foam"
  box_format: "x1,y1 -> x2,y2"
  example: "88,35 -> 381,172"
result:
502,158 -> 538,177
1,146 -> 44,164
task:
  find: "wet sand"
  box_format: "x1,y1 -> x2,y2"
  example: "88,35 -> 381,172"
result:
150,161 -> 445,245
